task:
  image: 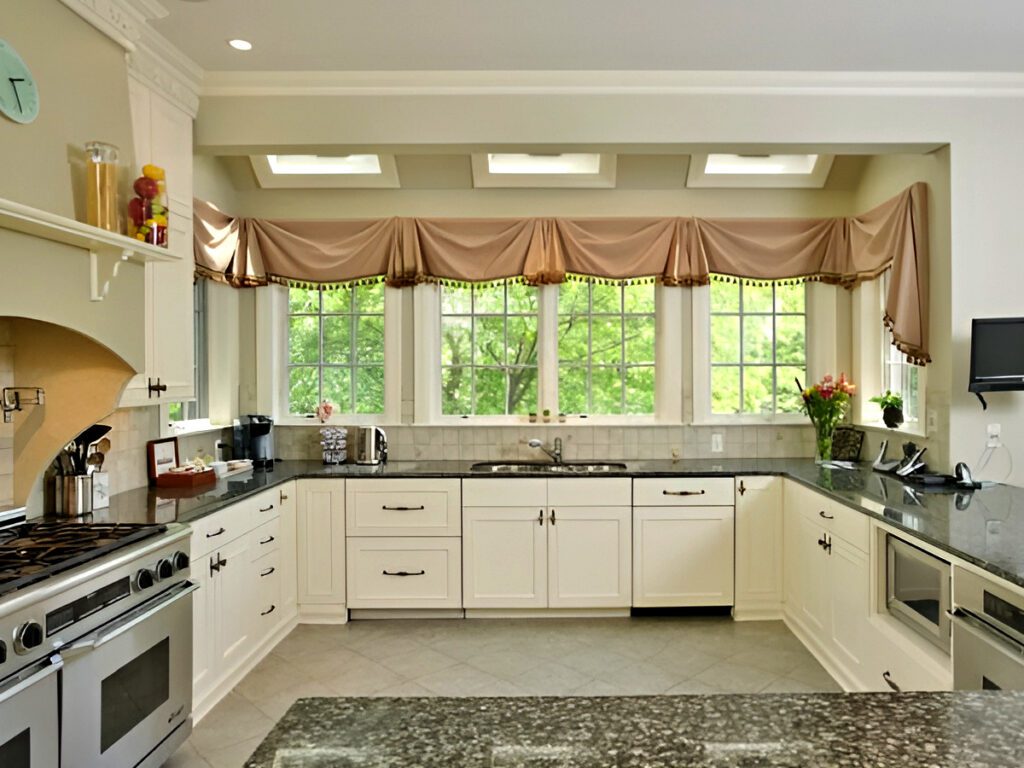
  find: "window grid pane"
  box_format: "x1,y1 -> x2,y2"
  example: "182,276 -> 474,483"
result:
557,283 -> 655,416
287,285 -> 385,415
441,283 -> 538,416
710,280 -> 806,415
880,270 -> 920,423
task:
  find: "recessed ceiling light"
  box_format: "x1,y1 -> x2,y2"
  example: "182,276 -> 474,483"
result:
487,153 -> 602,175
704,154 -> 819,175
227,39 -> 253,51
266,155 -> 383,175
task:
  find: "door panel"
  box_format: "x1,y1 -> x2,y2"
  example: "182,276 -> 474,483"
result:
548,507 -> 631,608
463,507 -> 546,608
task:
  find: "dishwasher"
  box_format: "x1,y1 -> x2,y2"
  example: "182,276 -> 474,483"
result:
951,567 -> 1024,690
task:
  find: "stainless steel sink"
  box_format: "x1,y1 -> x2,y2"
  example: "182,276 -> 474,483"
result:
470,461 -> 628,474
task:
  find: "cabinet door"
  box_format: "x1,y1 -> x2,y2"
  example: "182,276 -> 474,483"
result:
214,534 -> 255,672
276,482 -> 298,618
191,551 -> 216,705
796,513 -> 831,637
297,480 -> 346,606
735,476 -> 783,615
547,506 -> 631,608
463,507 -> 547,608
829,535 -> 871,674
782,501 -> 803,614
632,506 -> 734,607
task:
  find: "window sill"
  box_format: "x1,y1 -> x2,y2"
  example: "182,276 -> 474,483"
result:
167,419 -> 229,438
855,420 -> 928,440
692,415 -> 810,427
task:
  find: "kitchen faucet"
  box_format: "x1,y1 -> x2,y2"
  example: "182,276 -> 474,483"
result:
528,437 -> 563,464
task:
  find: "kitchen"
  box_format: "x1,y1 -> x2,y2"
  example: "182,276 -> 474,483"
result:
2,1 -> 1024,767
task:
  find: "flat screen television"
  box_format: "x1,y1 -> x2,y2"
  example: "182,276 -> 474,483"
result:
969,317 -> 1024,393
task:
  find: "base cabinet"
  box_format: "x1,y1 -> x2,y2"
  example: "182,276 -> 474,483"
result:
734,476 -> 783,618
463,506 -> 547,609
297,480 -> 347,617
347,537 -> 461,609
632,506 -> 734,607
548,507 -> 631,608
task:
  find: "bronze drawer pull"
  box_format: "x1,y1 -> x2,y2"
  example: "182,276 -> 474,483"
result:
260,567 -> 275,577
206,527 -> 225,538
738,481 -> 747,496
382,569 -> 426,577
260,535 -> 275,545
382,505 -> 425,511
663,489 -> 706,496
882,670 -> 901,692
261,605 -> 276,617
819,510 -> 834,520
259,504 -> 275,512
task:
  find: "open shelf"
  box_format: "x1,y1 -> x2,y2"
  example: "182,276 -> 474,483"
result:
0,196 -> 181,301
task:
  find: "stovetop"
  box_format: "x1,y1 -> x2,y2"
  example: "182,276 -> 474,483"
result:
0,521 -> 167,599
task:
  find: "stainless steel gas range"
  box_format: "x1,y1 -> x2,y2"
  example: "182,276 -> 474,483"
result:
0,506 -> 194,768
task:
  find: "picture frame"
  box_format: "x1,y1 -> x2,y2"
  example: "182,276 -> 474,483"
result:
146,437 -> 179,483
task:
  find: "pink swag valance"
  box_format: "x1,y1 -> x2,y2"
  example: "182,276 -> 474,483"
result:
194,182 -> 929,363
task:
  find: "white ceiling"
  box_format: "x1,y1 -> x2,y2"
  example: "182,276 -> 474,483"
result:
151,0 -> 1024,73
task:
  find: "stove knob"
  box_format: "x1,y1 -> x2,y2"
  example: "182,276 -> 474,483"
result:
134,568 -> 155,591
14,621 -> 43,654
172,551 -> 190,572
155,559 -> 174,581
0,639 -> 6,664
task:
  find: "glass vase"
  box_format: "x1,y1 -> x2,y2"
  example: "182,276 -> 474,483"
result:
814,421 -> 834,464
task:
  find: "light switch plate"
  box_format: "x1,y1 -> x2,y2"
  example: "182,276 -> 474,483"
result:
711,433 -> 723,453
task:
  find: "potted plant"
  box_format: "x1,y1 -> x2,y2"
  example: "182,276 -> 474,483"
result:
797,374 -> 856,463
871,390 -> 905,429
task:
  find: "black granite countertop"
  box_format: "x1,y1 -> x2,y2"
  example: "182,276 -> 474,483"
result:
244,693 -> 1024,767
86,458 -> 1024,588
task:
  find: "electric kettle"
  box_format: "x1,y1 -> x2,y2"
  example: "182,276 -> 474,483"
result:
355,426 -> 388,465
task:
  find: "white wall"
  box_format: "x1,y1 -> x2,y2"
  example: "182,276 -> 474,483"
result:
196,77 -> 1023,482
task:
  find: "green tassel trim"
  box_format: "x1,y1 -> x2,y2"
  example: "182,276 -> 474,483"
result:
709,273 -> 817,288
563,273 -> 660,287
270,274 -> 387,291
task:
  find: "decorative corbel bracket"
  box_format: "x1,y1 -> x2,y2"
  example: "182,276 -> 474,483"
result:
90,248 -> 132,302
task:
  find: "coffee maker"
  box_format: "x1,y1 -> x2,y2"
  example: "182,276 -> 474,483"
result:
234,415 -> 275,470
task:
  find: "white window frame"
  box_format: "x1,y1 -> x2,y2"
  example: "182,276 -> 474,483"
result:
691,281 -> 813,425
260,283 -> 402,426
413,282 -> 681,425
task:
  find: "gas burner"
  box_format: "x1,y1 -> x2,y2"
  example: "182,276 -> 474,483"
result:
0,520 -> 166,599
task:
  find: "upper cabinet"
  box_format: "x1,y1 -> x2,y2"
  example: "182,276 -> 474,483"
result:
118,77 -> 195,407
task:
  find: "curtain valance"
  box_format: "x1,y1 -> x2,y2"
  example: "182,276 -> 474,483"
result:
194,182 -> 929,363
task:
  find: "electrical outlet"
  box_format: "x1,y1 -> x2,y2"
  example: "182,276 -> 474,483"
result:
927,409 -> 937,433
987,423 -> 1002,448
711,433 -> 724,453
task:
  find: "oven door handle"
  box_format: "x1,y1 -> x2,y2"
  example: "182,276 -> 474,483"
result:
61,581 -> 198,658
0,654 -> 62,705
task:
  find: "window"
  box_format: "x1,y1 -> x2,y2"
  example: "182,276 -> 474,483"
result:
287,284 -> 385,416
167,280 -> 208,423
558,282 -> 655,415
880,270 -> 921,425
709,280 -> 806,415
441,283 -> 538,416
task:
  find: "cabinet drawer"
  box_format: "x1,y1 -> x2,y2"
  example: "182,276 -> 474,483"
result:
547,478 -> 631,507
250,517 -> 281,558
789,481 -> 869,552
346,537 -> 461,609
463,479 -> 547,507
633,477 -> 734,507
190,503 -> 250,558
254,550 -> 281,628
347,479 -> 460,536
249,487 -> 284,522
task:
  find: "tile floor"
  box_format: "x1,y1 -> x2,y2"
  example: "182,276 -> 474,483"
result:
166,616 -> 840,768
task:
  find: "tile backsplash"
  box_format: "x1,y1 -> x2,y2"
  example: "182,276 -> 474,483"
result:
275,424 -> 818,463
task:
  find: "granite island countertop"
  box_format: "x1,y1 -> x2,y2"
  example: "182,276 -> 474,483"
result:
244,693 -> 1024,767
84,458 -> 1024,588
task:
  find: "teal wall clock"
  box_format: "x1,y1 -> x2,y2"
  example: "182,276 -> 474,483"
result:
0,38 -> 39,124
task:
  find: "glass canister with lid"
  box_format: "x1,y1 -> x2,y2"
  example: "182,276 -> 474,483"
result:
84,141 -> 120,232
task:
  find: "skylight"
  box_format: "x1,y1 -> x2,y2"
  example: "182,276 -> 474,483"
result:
266,154 -> 383,175
486,153 -> 603,175
704,154 -> 819,175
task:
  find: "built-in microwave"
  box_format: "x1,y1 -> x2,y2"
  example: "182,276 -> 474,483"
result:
885,534 -> 952,654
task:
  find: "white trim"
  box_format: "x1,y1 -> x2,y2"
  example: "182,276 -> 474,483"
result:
200,69 -> 1024,99
413,283 -> 442,424
249,154 -> 401,189
537,285 -> 559,415
383,287 -> 403,422
470,153 -> 616,189
655,286 -> 683,423
687,153 -> 834,189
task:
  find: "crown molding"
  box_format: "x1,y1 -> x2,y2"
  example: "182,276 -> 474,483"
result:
59,0 -> 201,117
201,69 -> 1024,98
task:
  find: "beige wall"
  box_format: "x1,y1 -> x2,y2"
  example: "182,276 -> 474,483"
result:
0,0 -> 136,219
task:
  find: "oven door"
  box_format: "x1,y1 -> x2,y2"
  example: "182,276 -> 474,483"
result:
886,536 -> 951,652
0,655 -> 61,768
953,611 -> 1024,691
60,581 -> 197,768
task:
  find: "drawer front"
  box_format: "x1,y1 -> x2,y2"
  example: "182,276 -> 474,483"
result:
633,477 -> 734,507
347,479 -> 461,536
190,502 -> 251,558
250,517 -> 281,558
829,502 -> 869,552
462,478 -> 547,507
790,481 -> 868,552
346,537 -> 461,608
249,487 -> 284,522
547,478 -> 631,507
254,550 -> 282,628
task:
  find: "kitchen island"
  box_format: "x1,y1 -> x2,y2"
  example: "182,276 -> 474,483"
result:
244,692 -> 1024,767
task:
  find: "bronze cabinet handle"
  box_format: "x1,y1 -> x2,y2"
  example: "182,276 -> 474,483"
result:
663,489 -> 706,496
381,505 -> 425,511
538,509 -> 544,525
260,536 -> 275,545
261,605 -> 276,616
882,671 -> 901,692
280,491 -> 289,503
819,510 -> 834,520
259,504 -> 275,512
549,509 -> 556,525
382,570 -> 426,577
206,527 -> 226,538
260,567 -> 275,577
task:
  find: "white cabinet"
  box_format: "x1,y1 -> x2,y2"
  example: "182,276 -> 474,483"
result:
734,475 -> 783,618
277,482 -> 298,618
632,506 -> 734,607
347,537 -> 462,609
120,77 -> 194,407
190,549 -> 215,706
462,479 -> 632,611
463,506 -> 547,609
213,533 -> 255,672
297,480 -> 347,617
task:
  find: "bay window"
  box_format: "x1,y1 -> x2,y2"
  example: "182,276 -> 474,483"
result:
879,269 -> 922,426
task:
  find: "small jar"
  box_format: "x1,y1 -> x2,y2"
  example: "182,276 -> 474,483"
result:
84,141 -> 120,232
